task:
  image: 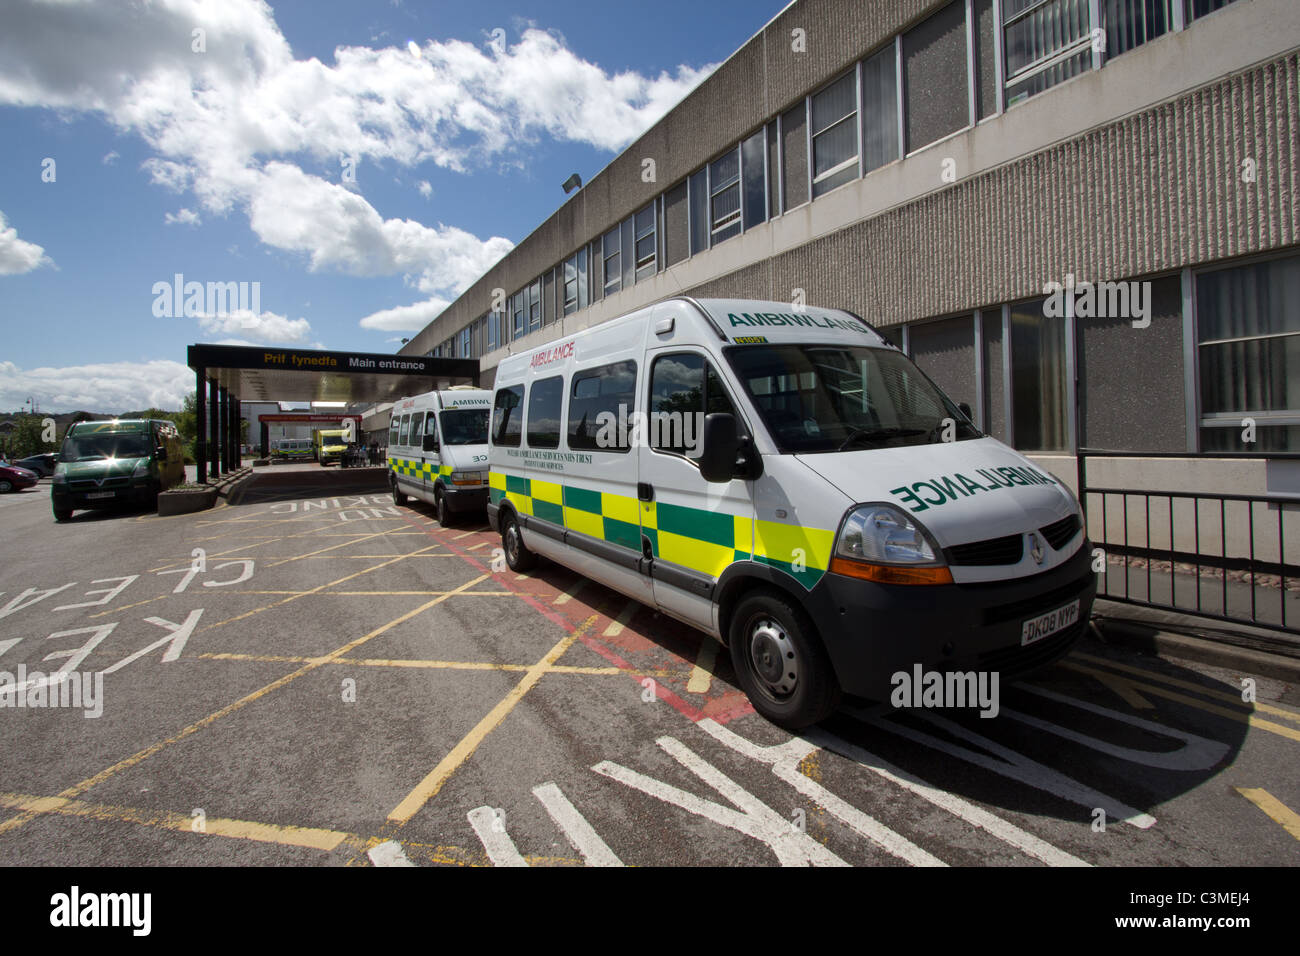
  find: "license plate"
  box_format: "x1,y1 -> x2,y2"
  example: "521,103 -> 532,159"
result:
86,491 -> 115,499
1021,599 -> 1080,646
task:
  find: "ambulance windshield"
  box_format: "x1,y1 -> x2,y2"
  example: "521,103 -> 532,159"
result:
726,344 -> 981,454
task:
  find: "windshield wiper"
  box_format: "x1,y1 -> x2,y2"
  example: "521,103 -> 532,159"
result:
837,427 -> 927,451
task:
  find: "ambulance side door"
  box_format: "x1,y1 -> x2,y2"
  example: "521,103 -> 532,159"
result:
638,346 -> 755,633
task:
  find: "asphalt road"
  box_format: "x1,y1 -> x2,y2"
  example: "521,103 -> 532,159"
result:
0,468 -> 1297,868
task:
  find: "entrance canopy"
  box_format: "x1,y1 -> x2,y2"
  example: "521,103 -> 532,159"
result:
187,343 -> 478,404
186,343 -> 479,482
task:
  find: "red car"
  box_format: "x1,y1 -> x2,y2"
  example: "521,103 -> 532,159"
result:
0,462 -> 39,493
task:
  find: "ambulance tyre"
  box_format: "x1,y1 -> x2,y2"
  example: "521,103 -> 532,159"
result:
729,589 -> 840,730
391,476 -> 408,507
501,511 -> 537,572
436,489 -> 451,526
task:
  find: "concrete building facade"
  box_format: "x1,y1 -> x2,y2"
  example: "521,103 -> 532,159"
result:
398,0 -> 1299,500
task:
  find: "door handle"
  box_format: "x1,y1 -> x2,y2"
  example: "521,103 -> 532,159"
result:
637,482 -> 654,502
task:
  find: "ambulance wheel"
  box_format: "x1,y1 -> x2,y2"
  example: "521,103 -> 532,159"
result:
391,477 -> 407,506
436,490 -> 451,526
501,511 -> 537,572
729,589 -> 840,730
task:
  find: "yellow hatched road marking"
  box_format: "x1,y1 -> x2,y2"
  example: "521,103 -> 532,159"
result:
1073,652 -> 1300,723
387,614 -> 599,824
1061,662 -> 1300,743
686,641 -> 719,694
0,574 -> 488,839
602,600 -> 639,637
198,650 -> 651,677
1235,788 -> 1300,841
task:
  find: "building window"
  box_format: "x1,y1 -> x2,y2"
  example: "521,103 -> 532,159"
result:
487,310 -> 501,351
563,247 -> 589,315
811,71 -> 859,197
861,42 -> 900,173
1197,253 -> 1300,452
780,102 -> 809,210
1002,0 -> 1094,106
709,148 -> 742,246
568,361 -> 638,452
1009,299 -> 1069,451
528,278 -> 542,332
1104,0 -> 1171,60
526,376 -> 564,449
1187,0 -> 1239,21
634,203 -> 656,279
511,290 -> 526,339
741,129 -> 767,228
603,226 -> 621,296
663,182 -> 689,266
688,168 -> 708,255
459,325 -> 471,359
904,0 -> 971,151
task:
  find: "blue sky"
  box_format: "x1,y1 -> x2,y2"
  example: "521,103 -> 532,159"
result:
0,0 -> 787,413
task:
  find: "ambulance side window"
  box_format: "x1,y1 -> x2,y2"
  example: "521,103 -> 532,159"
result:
493,386 -> 525,447
568,361 -> 637,452
398,414 -> 411,445
650,352 -> 738,459
410,413 -> 425,449
389,417 -> 400,447
527,376 -> 563,449
424,413 -> 439,451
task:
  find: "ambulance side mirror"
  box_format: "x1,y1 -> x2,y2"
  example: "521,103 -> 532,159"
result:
699,413 -> 741,483
957,402 -> 973,421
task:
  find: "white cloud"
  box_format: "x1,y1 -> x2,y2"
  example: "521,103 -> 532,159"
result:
0,359 -> 193,414
196,308 -> 312,343
101,150 -> 119,164
359,297 -> 450,332
0,1 -> 714,304
164,207 -> 201,226
417,180 -> 432,198
0,210 -> 51,275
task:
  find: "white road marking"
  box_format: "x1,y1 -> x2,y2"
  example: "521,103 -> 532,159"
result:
595,736 -> 848,867
532,782 -> 623,867
467,806 -> 528,866
367,840 -> 415,867
799,728 -> 1089,867
695,721 -> 947,867
866,712 -> 1157,829
1008,684 -> 1228,770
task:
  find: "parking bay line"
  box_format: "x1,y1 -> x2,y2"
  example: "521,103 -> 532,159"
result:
198,650 -> 666,677
387,614 -> 600,825
1234,788 -> 1300,841
1060,662 -> 1300,743
1071,652 -> 1300,724
0,573 -> 489,839
0,790 -> 474,863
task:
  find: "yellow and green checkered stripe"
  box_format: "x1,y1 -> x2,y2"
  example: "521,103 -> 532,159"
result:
489,471 -> 834,589
388,456 -> 452,481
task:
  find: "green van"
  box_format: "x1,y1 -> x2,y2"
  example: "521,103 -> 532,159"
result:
52,419 -> 185,521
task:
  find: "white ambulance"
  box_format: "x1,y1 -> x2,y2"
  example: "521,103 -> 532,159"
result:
387,387 -> 492,524
487,297 -> 1095,728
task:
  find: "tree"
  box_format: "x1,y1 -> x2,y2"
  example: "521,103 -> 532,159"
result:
6,413 -> 58,459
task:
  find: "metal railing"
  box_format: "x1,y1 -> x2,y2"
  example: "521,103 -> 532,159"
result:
1076,450 -> 1300,637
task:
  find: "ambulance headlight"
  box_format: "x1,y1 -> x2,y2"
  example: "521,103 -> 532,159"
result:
450,470 -> 487,486
830,504 -> 951,585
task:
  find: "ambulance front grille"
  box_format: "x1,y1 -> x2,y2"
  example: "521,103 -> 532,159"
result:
1040,514 -> 1081,550
945,533 -> 1023,566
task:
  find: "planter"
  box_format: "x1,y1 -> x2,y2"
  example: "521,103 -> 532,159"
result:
158,485 -> 219,516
